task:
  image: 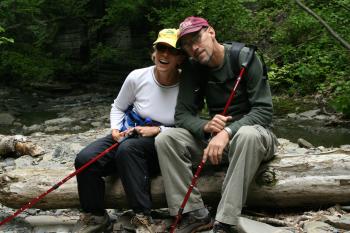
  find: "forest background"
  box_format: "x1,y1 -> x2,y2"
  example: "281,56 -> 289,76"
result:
0,0 -> 349,116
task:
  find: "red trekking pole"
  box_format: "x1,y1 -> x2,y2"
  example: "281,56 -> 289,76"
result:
0,132 -> 134,227
170,46 -> 257,232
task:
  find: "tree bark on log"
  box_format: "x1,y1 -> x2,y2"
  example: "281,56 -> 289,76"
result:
0,135 -> 45,157
1,148 -> 349,210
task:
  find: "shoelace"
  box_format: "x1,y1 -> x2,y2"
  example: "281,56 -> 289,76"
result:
131,215 -> 154,233
131,215 -> 151,226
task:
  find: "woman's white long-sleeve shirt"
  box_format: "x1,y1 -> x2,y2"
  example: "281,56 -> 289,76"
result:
110,66 -> 179,131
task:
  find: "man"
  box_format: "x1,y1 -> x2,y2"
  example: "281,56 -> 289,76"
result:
155,16 -> 278,233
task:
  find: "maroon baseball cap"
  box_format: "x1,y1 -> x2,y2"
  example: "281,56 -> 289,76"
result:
178,16 -> 209,38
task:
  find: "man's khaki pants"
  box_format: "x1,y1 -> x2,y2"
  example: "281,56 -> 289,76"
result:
155,125 -> 278,225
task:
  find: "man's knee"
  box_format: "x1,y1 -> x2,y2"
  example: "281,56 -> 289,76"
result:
234,125 -> 261,144
155,128 -> 183,147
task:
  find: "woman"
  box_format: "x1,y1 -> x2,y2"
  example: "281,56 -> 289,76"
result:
73,28 -> 184,233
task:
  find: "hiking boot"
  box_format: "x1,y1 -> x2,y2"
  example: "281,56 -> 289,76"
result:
209,221 -> 238,233
130,214 -> 161,233
174,208 -> 213,233
72,212 -> 112,233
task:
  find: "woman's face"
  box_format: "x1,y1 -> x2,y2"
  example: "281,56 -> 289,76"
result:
154,43 -> 183,72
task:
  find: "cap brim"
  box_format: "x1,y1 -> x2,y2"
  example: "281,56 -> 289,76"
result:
179,26 -> 203,38
153,39 -> 177,48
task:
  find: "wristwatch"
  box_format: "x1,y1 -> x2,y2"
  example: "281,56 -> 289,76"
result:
224,127 -> 233,139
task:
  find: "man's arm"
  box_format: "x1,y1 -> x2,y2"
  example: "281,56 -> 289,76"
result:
174,61 -> 209,139
225,48 -> 273,137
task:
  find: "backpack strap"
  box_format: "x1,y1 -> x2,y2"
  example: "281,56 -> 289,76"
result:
228,42 -> 268,79
229,42 -> 245,76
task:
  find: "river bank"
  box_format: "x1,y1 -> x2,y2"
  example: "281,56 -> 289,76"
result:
0,87 -> 349,147
0,86 -> 350,232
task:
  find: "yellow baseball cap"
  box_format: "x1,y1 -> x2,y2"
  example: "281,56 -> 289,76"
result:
153,28 -> 179,48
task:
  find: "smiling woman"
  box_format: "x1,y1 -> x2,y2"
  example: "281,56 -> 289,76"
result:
152,29 -> 184,86
72,28 -> 184,233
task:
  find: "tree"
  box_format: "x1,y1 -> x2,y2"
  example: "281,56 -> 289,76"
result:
295,0 -> 350,52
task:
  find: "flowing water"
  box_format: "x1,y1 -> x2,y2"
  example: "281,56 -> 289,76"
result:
273,118 -> 350,147
1,88 -> 349,147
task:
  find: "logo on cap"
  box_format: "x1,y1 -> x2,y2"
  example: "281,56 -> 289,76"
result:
178,16 -> 209,38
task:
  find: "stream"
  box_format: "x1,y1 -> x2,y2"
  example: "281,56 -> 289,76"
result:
0,87 -> 349,147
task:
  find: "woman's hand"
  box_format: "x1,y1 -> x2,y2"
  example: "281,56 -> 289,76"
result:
135,126 -> 160,137
112,129 -> 126,142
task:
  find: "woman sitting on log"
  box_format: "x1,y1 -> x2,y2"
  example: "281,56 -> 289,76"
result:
73,28 -> 184,233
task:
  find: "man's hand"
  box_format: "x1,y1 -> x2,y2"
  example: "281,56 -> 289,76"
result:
135,126 -> 160,137
203,114 -> 232,134
203,130 -> 230,165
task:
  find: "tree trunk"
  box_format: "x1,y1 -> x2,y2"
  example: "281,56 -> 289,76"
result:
1,148 -> 349,210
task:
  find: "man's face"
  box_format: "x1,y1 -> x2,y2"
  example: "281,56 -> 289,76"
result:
180,27 -> 213,65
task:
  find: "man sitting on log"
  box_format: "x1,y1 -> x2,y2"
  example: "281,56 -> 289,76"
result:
155,16 -> 279,233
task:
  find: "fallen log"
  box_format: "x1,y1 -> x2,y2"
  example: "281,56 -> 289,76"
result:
0,139 -> 349,210
0,135 -> 45,157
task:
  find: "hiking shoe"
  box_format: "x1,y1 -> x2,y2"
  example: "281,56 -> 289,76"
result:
210,221 -> 238,233
174,208 -> 213,233
72,212 -> 112,233
130,214 -> 157,233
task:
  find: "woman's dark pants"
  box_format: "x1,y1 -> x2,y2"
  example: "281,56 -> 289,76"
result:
74,134 -> 159,216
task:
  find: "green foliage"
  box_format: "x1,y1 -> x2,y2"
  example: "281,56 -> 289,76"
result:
89,43 -> 150,70
0,49 -> 64,83
0,26 -> 14,45
319,75 -> 350,118
148,0 -> 253,42
149,0 -> 350,115
0,0 -> 349,115
330,80 -> 350,118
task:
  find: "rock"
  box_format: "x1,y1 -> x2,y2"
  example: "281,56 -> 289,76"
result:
91,122 -> 103,127
325,214 -> 350,230
341,145 -> 350,151
341,206 -> 350,212
0,113 -> 16,125
14,155 -> 34,168
23,124 -> 44,134
287,113 -> 297,119
3,158 -> 15,167
44,126 -> 61,133
44,117 -> 74,126
24,215 -> 78,233
314,115 -> 328,120
238,217 -> 293,233
299,109 -> 321,119
303,221 -> 336,233
297,138 -> 314,148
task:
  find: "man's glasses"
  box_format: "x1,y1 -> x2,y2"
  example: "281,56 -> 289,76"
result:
180,27 -> 208,50
155,43 -> 181,55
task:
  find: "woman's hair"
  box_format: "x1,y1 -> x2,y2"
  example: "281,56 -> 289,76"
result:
151,51 -> 156,63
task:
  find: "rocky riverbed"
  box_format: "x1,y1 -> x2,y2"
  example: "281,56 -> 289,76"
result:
0,87 -> 350,232
0,129 -> 349,233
